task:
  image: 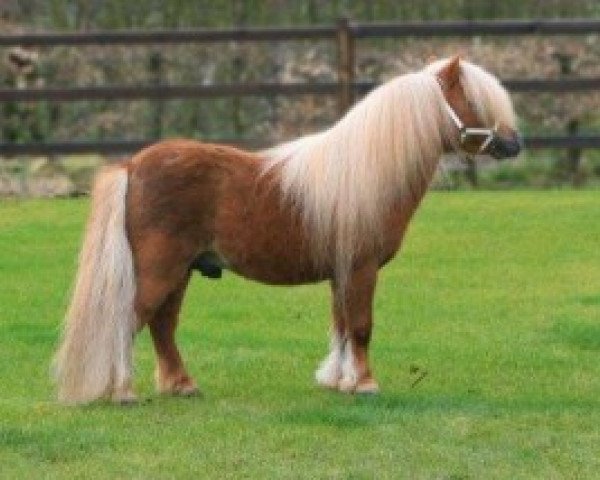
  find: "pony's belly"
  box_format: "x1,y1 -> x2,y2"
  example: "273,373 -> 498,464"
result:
215,240 -> 329,286
230,264 -> 328,286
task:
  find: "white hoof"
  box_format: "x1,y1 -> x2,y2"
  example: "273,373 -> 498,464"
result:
338,375 -> 358,393
315,353 -> 342,389
112,388 -> 138,405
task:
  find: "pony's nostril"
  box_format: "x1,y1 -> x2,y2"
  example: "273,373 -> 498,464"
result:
491,135 -> 521,159
515,133 -> 524,150
505,135 -> 522,157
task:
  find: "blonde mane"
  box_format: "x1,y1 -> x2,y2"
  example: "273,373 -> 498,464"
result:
263,59 -> 515,291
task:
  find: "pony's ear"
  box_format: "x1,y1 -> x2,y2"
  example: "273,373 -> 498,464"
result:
437,55 -> 461,89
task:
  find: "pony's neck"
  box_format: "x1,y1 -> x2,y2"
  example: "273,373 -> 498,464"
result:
262,70 -> 451,291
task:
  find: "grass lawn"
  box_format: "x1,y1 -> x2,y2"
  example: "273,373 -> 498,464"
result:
0,191 -> 599,479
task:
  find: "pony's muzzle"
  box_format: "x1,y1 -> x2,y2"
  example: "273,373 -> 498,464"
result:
488,132 -> 522,160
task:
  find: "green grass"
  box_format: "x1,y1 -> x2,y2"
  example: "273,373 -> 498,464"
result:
1,191 -> 599,479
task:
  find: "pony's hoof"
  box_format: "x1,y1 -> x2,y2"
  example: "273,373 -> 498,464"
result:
355,378 -> 379,395
337,376 -> 357,393
177,384 -> 202,397
158,375 -> 202,397
315,372 -> 341,390
316,381 -> 340,392
337,377 -> 379,395
112,391 -> 138,405
315,362 -> 342,390
316,380 -> 339,391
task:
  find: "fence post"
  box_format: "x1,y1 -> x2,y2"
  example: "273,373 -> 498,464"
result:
558,53 -> 582,186
231,0 -> 248,137
547,52 -> 582,185
336,16 -> 355,116
464,157 -> 478,188
566,118 -> 582,185
148,51 -> 163,139
231,54 -> 244,136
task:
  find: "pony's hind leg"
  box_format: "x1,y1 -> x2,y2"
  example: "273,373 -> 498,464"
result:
147,272 -> 199,396
336,262 -> 379,394
130,229 -> 200,398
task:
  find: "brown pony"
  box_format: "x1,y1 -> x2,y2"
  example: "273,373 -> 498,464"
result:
53,56 -> 521,404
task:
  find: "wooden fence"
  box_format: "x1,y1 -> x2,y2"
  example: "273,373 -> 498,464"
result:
1,18 -> 599,156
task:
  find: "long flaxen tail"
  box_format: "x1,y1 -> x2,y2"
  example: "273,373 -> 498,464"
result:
53,165 -> 137,404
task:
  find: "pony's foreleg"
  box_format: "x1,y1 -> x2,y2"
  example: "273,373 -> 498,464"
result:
147,273 -> 199,396
314,288 -> 346,389
337,262 -> 379,394
316,262 -> 379,393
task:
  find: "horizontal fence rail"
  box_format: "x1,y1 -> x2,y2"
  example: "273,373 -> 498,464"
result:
0,26 -> 338,46
1,18 -> 599,156
1,78 -> 598,103
1,19 -> 599,46
0,139 -> 265,156
1,136 -> 599,157
351,19 -> 600,37
0,83 -> 339,102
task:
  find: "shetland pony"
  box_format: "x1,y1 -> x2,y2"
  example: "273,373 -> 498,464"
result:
53,56 -> 521,404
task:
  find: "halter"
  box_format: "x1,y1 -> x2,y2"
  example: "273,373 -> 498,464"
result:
436,77 -> 499,155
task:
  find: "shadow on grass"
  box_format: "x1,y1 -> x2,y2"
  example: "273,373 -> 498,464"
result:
0,424 -> 111,464
552,320 -> 600,351
276,390 -> 600,429
578,295 -> 600,307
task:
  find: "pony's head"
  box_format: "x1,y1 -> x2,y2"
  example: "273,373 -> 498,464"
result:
427,56 -> 521,160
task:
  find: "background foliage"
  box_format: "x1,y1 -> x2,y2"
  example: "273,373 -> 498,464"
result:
3,0 -> 600,28
1,0 -> 600,192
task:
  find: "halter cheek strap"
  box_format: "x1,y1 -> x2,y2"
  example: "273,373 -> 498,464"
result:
443,100 -> 463,131
437,78 -> 498,155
